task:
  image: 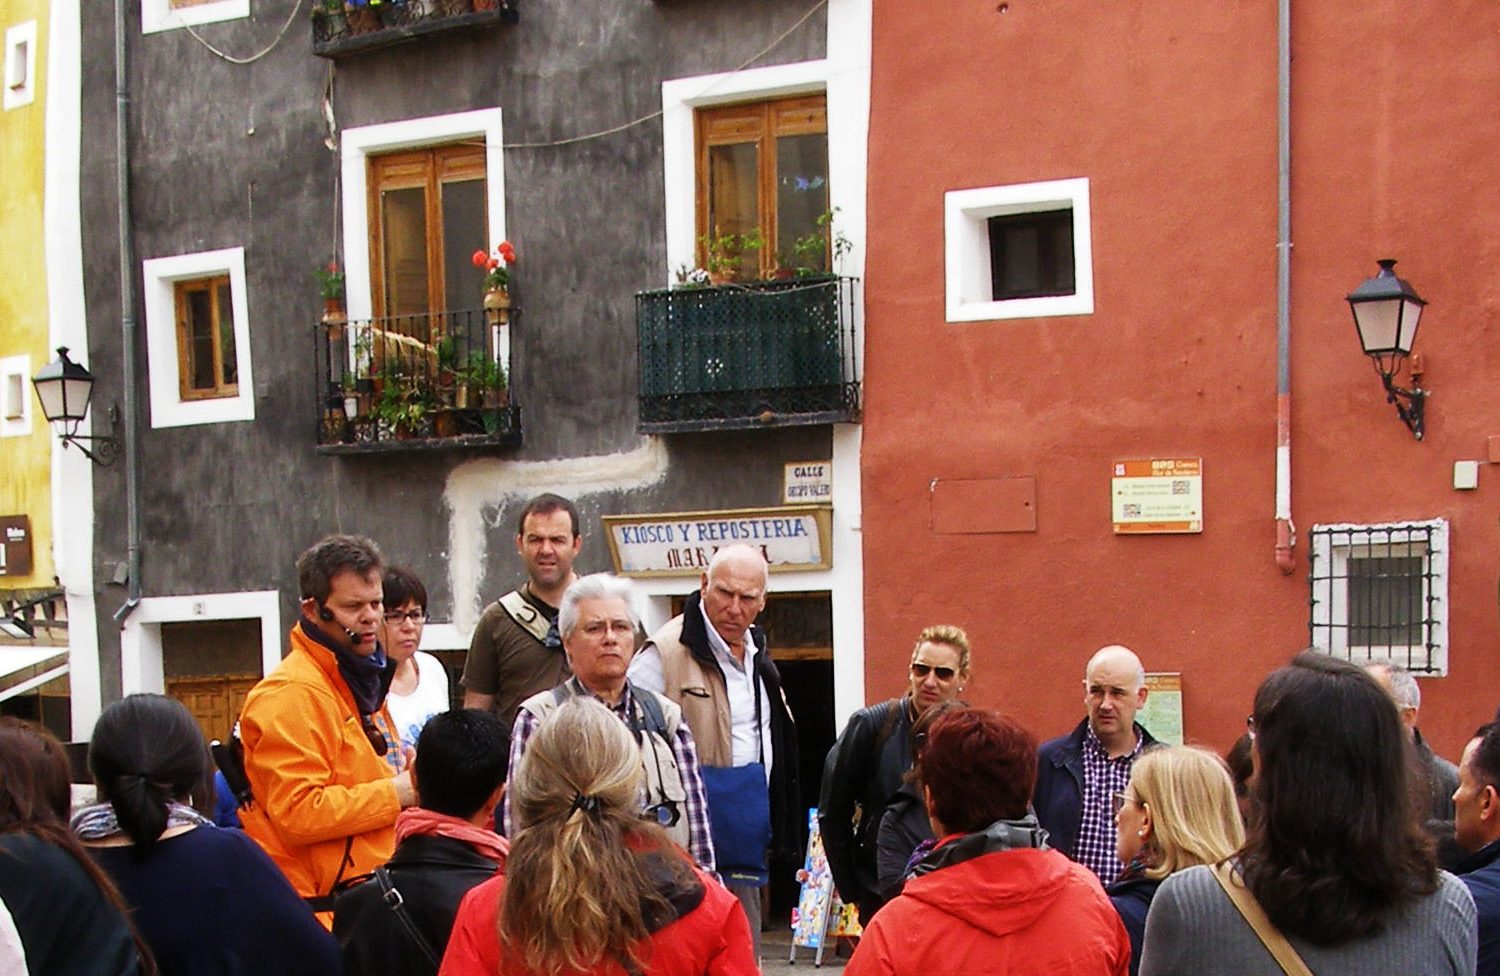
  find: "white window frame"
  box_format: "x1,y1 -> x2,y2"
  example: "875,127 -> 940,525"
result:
0,354 -> 31,436
120,590 -> 282,695
944,177 -> 1094,323
141,0 -> 249,35
4,21 -> 36,111
341,109 -> 508,374
1310,518 -> 1449,675
142,247 -> 256,428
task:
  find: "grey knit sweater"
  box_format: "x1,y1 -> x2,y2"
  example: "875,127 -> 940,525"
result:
1139,864 -> 1477,975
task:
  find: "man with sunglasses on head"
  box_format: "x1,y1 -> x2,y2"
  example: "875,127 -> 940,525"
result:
819,625 -> 971,924
239,534 -> 417,925
1033,644 -> 1158,887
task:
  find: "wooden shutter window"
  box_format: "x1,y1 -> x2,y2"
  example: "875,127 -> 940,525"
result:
174,275 -> 238,401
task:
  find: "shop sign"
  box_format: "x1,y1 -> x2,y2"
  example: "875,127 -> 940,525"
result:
603,506 -> 832,577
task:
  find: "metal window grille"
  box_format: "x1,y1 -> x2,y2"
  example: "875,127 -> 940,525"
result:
1308,521 -> 1446,674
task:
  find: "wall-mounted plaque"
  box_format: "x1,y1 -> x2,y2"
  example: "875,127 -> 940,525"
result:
603,506 -> 833,578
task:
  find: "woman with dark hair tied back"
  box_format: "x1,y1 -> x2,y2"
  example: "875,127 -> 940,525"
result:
439,696 -> 756,975
73,694 -> 341,975
0,716 -> 151,974
1140,651 -> 1477,975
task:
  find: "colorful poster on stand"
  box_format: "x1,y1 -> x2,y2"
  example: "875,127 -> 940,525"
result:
790,809 -> 860,948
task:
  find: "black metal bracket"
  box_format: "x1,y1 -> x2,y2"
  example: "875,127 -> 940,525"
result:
1380,372 -> 1427,441
59,404 -> 120,465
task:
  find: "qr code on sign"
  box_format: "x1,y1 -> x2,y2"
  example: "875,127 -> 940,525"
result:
1171,480 -> 1189,495
1123,504 -> 1141,517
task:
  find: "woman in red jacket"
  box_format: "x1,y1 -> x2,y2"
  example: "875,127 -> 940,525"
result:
848,708 -> 1130,976
439,696 -> 755,976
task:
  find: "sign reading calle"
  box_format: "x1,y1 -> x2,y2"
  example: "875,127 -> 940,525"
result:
783,461 -> 832,504
603,506 -> 833,577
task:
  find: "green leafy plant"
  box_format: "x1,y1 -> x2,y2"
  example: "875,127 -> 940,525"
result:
464,350 -> 507,405
313,260 -> 344,299
699,228 -> 764,278
787,208 -> 852,276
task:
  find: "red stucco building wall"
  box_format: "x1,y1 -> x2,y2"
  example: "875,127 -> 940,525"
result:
860,0 -> 1500,760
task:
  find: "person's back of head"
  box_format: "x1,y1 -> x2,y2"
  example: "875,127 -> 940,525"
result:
1128,745 -> 1244,880
1244,650 -> 1436,944
918,708 -> 1036,834
503,697 -> 690,976
0,716 -> 72,829
88,694 -> 211,851
413,709 -> 508,820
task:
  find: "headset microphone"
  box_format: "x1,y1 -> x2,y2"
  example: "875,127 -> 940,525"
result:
318,606 -> 334,623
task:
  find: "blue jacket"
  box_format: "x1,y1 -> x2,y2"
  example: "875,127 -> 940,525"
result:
1033,718 -> 1157,861
1106,873 -> 1160,976
1459,838 -> 1500,976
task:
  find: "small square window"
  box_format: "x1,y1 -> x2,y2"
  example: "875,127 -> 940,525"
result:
945,177 -> 1093,322
4,22 -> 37,110
0,354 -> 30,437
1309,519 -> 1448,674
988,209 -> 1075,301
143,248 -> 255,428
141,0 -> 248,34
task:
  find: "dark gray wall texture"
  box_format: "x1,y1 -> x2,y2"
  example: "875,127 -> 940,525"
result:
79,0 -> 833,697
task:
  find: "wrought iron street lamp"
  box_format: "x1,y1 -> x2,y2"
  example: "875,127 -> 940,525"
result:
1346,259 -> 1428,440
31,347 -> 118,464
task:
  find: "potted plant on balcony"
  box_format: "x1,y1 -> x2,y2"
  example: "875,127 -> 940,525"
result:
783,208 -> 852,279
311,0 -> 349,38
472,240 -> 517,325
343,0 -> 383,34
315,260 -> 346,340
700,228 -> 763,285
374,373 -> 433,440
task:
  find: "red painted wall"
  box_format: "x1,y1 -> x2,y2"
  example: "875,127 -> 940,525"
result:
862,0 -> 1500,762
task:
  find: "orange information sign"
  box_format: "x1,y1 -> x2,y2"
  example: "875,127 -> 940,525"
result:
1111,458 -> 1203,534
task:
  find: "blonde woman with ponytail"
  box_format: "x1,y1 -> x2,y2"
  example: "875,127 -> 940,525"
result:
439,697 -> 755,976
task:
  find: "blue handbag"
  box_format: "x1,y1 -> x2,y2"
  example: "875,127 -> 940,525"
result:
701,761 -> 772,885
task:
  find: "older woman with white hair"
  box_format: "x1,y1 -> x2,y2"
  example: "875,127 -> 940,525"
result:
502,573 -> 715,872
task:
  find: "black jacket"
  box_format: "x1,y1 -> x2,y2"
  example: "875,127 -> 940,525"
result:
333,834 -> 501,976
1034,718 -> 1159,862
818,696 -> 912,907
677,590 -> 803,864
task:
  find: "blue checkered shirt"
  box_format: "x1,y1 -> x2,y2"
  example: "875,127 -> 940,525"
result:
504,679 -> 716,874
1076,725 -> 1144,885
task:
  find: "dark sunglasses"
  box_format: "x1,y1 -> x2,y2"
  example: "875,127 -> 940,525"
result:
910,662 -> 957,681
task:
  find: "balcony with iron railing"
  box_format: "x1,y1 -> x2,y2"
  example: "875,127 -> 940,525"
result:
311,0 -> 517,59
634,275 -> 860,433
312,306 -> 521,454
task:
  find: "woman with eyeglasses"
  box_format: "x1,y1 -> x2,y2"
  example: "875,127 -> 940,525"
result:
73,694 -> 341,976
1106,745 -> 1243,976
848,707 -> 1130,976
819,624 -> 971,924
1139,651 -> 1476,975
382,566 -> 451,751
438,696 -> 755,975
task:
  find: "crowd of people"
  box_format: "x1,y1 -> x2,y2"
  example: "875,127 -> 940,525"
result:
0,491 -> 1495,975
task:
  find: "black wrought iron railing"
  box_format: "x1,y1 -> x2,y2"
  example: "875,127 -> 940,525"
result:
311,0 -> 516,58
312,307 -> 521,454
635,276 -> 861,433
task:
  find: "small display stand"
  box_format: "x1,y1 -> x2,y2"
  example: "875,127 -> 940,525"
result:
789,810 -> 861,965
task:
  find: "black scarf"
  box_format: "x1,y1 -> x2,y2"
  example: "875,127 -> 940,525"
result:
302,618 -> 394,715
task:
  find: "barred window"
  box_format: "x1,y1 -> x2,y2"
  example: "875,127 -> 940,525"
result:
1308,520 -> 1447,674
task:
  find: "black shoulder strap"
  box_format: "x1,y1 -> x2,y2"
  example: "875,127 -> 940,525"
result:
633,687 -> 669,737
870,698 -> 903,764
375,867 -> 441,968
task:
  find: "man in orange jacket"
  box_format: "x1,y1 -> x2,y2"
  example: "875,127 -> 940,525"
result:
239,534 -> 417,920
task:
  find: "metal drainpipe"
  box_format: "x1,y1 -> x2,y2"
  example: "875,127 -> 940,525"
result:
111,0 -> 142,623
1273,0 -> 1296,575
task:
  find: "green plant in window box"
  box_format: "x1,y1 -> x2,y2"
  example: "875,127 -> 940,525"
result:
784,208 -> 852,278
699,228 -> 764,284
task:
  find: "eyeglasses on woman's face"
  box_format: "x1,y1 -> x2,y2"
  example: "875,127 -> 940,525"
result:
1111,790 -> 1142,817
383,608 -> 427,626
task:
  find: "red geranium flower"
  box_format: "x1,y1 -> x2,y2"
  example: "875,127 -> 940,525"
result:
471,249 -> 489,269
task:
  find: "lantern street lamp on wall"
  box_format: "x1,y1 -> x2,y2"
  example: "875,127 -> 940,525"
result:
31,347 -> 119,465
1346,259 -> 1428,440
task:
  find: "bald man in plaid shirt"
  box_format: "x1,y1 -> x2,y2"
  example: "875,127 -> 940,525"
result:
1033,645 -> 1159,885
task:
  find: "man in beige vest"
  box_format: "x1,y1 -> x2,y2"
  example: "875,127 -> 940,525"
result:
461,493 -> 581,730
630,544 -> 801,962
505,573 -> 715,871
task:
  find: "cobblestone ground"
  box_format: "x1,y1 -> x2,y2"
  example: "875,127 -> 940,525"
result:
762,925 -> 850,975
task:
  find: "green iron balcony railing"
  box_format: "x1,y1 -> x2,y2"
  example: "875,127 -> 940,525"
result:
312,306 -> 521,454
635,275 -> 861,433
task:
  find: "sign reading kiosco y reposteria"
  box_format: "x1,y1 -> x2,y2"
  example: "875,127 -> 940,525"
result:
603,506 -> 833,577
